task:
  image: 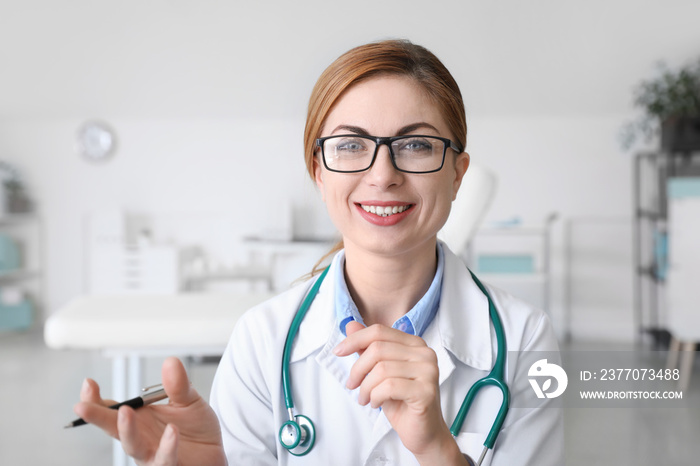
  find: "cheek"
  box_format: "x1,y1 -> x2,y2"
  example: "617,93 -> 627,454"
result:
320,175 -> 354,212
421,179 -> 455,222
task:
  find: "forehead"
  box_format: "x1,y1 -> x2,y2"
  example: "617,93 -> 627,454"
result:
322,75 -> 448,135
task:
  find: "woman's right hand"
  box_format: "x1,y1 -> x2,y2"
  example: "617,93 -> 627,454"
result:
74,357 -> 226,466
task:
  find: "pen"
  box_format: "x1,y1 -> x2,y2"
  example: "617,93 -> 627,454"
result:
64,387 -> 168,428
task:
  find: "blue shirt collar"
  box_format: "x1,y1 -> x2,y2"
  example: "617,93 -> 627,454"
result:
333,242 -> 445,337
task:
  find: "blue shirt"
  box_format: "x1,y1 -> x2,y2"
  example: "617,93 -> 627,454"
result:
333,243 -> 445,337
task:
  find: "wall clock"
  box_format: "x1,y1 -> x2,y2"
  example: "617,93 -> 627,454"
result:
77,120 -> 117,162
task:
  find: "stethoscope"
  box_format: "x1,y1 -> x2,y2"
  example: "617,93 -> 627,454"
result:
278,265 -> 510,465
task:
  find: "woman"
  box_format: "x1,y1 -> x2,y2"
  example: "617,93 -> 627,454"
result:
75,40 -> 563,466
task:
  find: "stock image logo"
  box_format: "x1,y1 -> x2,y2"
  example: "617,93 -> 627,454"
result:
528,359 -> 568,399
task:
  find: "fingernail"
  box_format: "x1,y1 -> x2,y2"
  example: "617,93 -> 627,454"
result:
333,342 -> 344,355
165,424 -> 175,439
81,378 -> 90,394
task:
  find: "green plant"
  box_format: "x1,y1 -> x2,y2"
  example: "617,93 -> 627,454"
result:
621,60 -> 700,150
3,178 -> 22,194
0,161 -> 21,192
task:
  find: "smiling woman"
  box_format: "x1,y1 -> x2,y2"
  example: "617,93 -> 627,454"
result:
312,75 -> 469,286
303,41 -> 469,274
73,39 -> 563,466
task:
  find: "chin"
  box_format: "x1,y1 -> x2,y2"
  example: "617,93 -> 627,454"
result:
349,232 -> 437,258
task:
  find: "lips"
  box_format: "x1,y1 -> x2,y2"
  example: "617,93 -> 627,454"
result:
355,202 -> 414,226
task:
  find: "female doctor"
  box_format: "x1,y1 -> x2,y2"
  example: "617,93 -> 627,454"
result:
75,40 -> 563,466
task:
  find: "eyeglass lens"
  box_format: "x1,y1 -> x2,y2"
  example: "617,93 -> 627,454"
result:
323,136 -> 446,173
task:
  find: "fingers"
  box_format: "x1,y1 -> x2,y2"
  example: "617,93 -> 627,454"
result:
356,360 -> 438,406
341,324 -> 436,391
344,320 -> 365,337
79,378 -> 99,403
367,377 -> 432,409
335,323 -> 424,357
335,323 -> 440,412
118,407 -> 178,464
74,378 -> 120,438
153,424 -> 179,466
345,340 -> 435,389
343,321 -> 366,356
79,378 -> 117,406
161,357 -> 199,407
73,402 -> 120,438
118,405 -> 151,457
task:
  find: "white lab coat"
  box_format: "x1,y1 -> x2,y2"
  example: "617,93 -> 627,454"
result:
210,244 -> 564,465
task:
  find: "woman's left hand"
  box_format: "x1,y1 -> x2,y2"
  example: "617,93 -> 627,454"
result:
335,322 -> 468,465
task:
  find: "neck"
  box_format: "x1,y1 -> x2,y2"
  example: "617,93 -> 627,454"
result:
343,238 -> 438,327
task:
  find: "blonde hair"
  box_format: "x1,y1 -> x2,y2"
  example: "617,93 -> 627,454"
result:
304,39 -> 467,276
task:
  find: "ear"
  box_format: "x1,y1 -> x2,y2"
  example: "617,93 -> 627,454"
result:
313,154 -> 326,202
451,151 -> 470,201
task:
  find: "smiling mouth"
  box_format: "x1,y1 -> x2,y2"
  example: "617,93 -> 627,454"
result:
359,204 -> 413,217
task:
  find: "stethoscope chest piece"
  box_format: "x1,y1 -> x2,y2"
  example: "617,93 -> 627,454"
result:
279,414 -> 316,456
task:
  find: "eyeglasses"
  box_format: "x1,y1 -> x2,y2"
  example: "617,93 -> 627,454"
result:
316,134 -> 462,174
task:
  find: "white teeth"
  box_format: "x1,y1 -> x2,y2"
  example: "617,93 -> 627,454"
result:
361,204 -> 409,217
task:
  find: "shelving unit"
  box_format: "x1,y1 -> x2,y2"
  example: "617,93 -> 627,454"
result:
633,151 -> 700,347
0,214 -> 43,331
467,214 -> 557,318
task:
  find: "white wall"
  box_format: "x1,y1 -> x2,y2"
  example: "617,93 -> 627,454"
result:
1,1 -> 699,341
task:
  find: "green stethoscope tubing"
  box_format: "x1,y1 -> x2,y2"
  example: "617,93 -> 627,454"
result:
281,266 -> 330,411
279,265 -> 509,457
449,270 -> 510,452
278,266 -> 329,455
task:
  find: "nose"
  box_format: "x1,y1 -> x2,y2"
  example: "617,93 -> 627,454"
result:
365,144 -> 403,188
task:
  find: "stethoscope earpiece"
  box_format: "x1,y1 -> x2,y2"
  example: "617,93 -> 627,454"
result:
279,414 -> 315,456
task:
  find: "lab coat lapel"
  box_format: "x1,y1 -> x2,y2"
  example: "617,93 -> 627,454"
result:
289,245 -> 493,371
310,274 -> 376,413
437,246 -> 494,372
289,259 -> 363,400
289,268 -> 336,364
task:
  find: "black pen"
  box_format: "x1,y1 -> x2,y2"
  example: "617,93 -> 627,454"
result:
64,387 -> 168,428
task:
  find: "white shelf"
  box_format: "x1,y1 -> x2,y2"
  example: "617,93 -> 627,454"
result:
477,273 -> 547,283
0,214 -> 39,226
477,226 -> 549,236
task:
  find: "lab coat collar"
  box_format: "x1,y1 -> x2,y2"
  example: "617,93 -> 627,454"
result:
289,258 -> 340,364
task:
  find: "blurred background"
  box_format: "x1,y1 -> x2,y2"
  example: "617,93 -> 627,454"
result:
1,1 -> 699,464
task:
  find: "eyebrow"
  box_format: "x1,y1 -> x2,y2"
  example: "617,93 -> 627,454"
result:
330,122 -> 441,137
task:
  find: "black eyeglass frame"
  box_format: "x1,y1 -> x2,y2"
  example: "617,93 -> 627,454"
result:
315,134 -> 463,174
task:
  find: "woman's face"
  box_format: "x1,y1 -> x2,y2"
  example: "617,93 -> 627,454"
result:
314,75 -> 469,258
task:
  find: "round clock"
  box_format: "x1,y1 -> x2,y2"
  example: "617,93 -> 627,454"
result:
76,120 -> 117,161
